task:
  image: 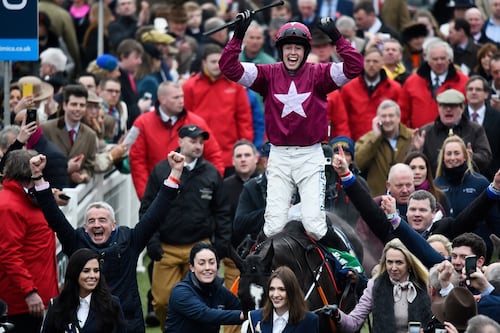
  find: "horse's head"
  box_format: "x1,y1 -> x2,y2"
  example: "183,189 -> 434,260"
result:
230,240 -> 274,312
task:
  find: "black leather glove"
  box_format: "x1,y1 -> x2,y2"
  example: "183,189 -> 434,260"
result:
233,10 -> 253,40
318,17 -> 342,43
317,305 -> 339,321
147,242 -> 163,261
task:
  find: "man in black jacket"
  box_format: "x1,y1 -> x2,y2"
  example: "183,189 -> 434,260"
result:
30,151 -> 185,333
141,125 -> 231,329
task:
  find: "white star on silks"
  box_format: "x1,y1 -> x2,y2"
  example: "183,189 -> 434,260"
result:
274,82 -> 311,118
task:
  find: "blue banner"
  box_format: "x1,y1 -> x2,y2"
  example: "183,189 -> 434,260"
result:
0,0 -> 38,60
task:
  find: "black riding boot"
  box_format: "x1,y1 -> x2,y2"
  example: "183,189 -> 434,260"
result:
318,225 -> 349,252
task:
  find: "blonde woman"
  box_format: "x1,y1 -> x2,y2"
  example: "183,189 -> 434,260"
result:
334,239 -> 432,333
434,135 -> 489,217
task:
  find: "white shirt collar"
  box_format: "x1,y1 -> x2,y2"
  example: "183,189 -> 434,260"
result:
65,122 -> 81,133
431,71 -> 447,85
184,158 -> 197,171
468,104 -> 486,125
77,293 -> 92,326
272,310 -> 289,333
368,18 -> 383,35
158,107 -> 178,124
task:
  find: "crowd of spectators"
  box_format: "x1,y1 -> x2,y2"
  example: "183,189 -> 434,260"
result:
1,0 -> 500,332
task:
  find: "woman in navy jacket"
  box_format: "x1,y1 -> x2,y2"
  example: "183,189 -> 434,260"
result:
247,266 -> 319,333
165,242 -> 244,333
41,248 -> 126,333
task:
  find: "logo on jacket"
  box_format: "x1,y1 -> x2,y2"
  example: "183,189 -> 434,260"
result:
275,81 -> 311,118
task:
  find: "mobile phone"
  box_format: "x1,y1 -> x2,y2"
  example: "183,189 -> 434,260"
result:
408,322 -> 421,333
26,109 -> 37,124
434,322 -> 446,333
23,83 -> 35,108
143,92 -> 152,100
492,94 -> 500,100
22,83 -> 33,97
465,255 -> 477,278
58,194 -> 71,201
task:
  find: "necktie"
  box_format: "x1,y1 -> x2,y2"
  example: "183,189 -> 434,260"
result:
432,77 -> 440,98
368,85 -> 375,96
69,129 -> 75,145
128,72 -> 137,94
472,112 -> 479,123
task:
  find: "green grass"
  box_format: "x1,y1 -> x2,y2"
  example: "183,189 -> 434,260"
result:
137,256 -> 162,333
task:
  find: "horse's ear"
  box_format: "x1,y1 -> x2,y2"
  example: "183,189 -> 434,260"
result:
261,240 -> 274,270
228,246 -> 244,271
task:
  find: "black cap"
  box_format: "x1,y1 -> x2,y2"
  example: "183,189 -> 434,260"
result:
178,125 -> 209,139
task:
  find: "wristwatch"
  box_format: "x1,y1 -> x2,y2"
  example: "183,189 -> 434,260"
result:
386,212 -> 399,220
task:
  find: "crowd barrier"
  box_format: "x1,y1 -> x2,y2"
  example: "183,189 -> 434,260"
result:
55,170 -> 141,286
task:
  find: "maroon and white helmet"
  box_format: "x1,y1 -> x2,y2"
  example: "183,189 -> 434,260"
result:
275,22 -> 312,62
275,22 -> 312,49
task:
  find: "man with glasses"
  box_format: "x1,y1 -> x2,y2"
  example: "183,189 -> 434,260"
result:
410,89 -> 491,176
99,78 -> 128,143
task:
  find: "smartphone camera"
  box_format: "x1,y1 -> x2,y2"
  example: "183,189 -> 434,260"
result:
465,255 -> 477,279
26,109 -> 37,124
409,322 -> 421,333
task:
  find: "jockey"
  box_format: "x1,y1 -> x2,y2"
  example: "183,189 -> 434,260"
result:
219,12 -> 363,249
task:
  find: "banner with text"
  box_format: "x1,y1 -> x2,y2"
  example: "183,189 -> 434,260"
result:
0,0 -> 38,60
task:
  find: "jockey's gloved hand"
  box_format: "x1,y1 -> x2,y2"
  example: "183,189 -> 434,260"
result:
318,17 -> 342,43
233,10 -> 253,40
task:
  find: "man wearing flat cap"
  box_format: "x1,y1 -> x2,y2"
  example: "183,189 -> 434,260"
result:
139,124 -> 231,329
411,88 -> 492,176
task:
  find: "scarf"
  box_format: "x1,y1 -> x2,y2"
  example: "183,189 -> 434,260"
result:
415,179 -> 430,192
391,279 -> 417,303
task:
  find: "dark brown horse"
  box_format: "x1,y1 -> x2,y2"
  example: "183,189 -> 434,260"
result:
230,214 -> 366,333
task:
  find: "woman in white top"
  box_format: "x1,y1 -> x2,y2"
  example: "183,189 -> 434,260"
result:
247,266 -> 319,333
41,248 -> 126,333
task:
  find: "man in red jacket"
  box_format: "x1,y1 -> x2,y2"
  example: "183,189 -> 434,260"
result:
183,44 -> 254,176
0,150 -> 59,333
332,47 -> 402,141
399,39 -> 469,129
129,81 -> 224,200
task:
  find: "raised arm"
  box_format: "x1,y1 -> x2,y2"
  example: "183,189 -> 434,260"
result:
218,11 -> 252,83
317,18 -> 363,80
30,154 -> 80,255
332,145 -> 392,242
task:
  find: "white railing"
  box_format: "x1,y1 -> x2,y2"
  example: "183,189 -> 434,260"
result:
56,171 -> 142,286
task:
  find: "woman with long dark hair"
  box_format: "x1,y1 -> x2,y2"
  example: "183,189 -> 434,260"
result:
247,266 -> 318,333
403,151 -> 450,217
41,248 -> 126,333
